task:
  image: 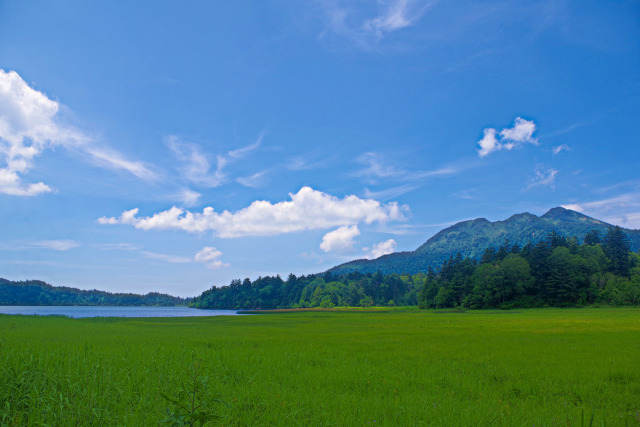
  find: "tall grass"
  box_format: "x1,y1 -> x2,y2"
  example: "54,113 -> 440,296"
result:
1,308 -> 639,425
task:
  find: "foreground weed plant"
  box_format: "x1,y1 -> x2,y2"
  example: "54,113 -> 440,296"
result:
159,360 -> 228,426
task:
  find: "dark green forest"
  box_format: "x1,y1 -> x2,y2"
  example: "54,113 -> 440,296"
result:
192,226 -> 640,310
0,278 -> 188,306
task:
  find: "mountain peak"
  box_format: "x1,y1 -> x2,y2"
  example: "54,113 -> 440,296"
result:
327,207 -> 640,276
542,206 -> 573,218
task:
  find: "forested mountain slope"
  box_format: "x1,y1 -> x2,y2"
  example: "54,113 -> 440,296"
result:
328,207 -> 640,275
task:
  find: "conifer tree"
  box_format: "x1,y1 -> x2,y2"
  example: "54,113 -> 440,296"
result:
603,226 -> 631,276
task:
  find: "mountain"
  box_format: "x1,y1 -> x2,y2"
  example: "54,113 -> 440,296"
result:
328,207 -> 640,275
0,278 -> 189,306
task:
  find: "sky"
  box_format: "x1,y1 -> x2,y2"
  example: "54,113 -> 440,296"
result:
1,0 -> 639,297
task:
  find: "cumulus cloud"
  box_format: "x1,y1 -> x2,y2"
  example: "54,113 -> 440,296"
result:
98,186 -> 406,238
477,117 -> 538,157
194,246 -> 228,269
477,128 -> 500,158
0,69 -> 156,196
320,225 -> 360,252
363,239 -> 397,259
29,240 -> 80,251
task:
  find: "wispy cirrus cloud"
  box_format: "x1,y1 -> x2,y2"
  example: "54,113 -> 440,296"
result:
166,136 -> 227,188
562,188 -> 640,229
166,133 -> 263,190
236,170 -> 269,188
363,184 -> 419,200
525,166 -> 558,190
99,186 -> 406,238
95,241 -> 223,267
318,0 -> 436,47
0,70 -> 157,196
552,144 -> 570,155
29,240 -> 80,251
228,132 -> 263,159
141,251 -> 191,264
477,117 -> 538,157
355,152 -> 458,183
355,152 -> 458,199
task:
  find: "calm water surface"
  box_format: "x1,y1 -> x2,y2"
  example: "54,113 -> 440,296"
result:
0,306 -> 243,318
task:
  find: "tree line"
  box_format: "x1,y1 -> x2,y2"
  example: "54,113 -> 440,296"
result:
192,226 -> 640,310
0,279 -> 189,306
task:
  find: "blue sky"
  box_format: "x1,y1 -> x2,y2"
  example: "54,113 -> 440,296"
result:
1,1 -> 639,297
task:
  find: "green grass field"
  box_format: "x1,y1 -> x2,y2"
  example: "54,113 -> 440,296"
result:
1,308 -> 639,426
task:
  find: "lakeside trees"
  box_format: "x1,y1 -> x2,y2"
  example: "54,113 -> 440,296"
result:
192,227 -> 640,310
0,279 -> 188,306
419,227 -> 640,309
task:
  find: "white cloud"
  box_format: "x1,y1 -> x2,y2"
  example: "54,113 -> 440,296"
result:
500,117 -> 538,147
29,240 -> 80,251
526,166 -> 558,189
355,152 -> 458,191
364,0 -> 430,37
166,136 -> 226,187
356,152 -> 400,179
227,133 -> 263,159
83,147 -> 157,181
99,186 -> 406,238
236,170 -> 269,188
94,242 -> 141,251
562,191 -> 640,229
319,0 -> 435,46
0,69 -> 156,196
166,133 -> 263,189
320,225 -> 360,252
94,242 -> 193,264
363,239 -> 397,259
477,117 -> 538,157
141,251 -> 191,264
553,144 -> 570,155
477,128 -> 500,157
363,184 -> 418,200
176,189 -> 201,207
561,203 -> 583,212
194,246 -> 228,269
287,157 -> 311,171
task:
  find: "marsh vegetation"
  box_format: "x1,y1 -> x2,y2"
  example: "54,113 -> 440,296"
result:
1,308 -> 638,425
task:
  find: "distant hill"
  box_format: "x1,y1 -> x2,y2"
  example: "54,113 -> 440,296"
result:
328,207 -> 640,275
0,278 -> 188,306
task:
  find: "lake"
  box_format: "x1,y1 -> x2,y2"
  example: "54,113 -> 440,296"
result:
0,306 -> 243,318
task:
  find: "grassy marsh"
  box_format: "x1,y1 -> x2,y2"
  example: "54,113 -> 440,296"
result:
1,308 -> 639,425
